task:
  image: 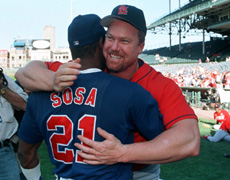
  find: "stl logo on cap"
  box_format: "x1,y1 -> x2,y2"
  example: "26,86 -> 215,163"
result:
118,5 -> 128,15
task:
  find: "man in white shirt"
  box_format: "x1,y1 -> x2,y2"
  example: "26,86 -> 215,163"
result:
0,68 -> 28,180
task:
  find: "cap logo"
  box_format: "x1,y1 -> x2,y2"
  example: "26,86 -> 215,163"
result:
73,41 -> 79,46
118,5 -> 128,15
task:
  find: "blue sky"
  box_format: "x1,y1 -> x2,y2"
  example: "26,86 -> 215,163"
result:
1,0 -> 190,50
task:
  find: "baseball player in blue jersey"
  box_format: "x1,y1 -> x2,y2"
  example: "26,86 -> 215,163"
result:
17,14 -> 163,180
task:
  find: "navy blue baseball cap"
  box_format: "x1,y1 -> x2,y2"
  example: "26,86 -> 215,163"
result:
68,14 -> 106,48
101,5 -> 147,35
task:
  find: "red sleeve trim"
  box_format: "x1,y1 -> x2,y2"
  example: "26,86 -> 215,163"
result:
165,114 -> 198,129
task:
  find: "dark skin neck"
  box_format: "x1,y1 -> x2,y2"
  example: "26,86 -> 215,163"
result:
79,39 -> 105,71
79,57 -> 103,70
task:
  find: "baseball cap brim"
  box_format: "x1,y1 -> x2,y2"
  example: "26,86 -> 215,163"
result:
101,15 -> 146,34
101,15 -> 132,28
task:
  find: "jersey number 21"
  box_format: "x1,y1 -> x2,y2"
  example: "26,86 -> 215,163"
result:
47,114 -> 96,164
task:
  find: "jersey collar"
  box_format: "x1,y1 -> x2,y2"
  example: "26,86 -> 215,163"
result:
80,68 -> 102,74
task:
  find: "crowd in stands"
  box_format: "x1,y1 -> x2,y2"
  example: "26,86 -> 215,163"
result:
154,61 -> 230,89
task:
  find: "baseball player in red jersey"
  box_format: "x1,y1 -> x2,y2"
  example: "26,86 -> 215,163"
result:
202,118 -> 230,142
213,104 -> 230,130
15,4 -> 200,180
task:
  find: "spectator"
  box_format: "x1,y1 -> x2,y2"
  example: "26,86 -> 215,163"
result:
162,63 -> 229,88
0,68 -> 28,180
14,80 -> 31,127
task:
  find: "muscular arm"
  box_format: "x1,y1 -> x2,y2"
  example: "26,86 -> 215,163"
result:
15,61 -> 55,91
123,118 -> 200,164
15,59 -> 81,92
75,118 -> 200,165
18,139 -> 42,180
17,139 -> 42,169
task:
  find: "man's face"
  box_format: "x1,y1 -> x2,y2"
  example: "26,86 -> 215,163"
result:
215,107 -> 220,113
103,20 -> 144,78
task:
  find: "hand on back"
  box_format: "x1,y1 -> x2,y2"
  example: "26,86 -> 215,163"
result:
53,58 -> 81,92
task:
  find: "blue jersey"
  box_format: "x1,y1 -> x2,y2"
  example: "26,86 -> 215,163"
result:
18,70 -> 163,180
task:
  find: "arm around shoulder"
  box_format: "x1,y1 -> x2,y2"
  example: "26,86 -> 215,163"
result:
74,118 -> 200,165
121,118 -> 200,164
15,60 -> 55,91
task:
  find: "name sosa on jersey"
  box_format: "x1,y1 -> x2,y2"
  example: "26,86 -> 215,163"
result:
51,87 -> 97,108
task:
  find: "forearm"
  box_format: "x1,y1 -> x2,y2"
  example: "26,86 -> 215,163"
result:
18,148 -> 40,170
18,140 -> 42,168
19,152 -> 40,169
15,60 -> 54,91
18,149 -> 42,180
1,87 -> 27,111
75,120 -> 200,165
120,119 -> 200,164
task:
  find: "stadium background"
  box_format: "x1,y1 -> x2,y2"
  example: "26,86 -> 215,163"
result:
142,0 -> 230,111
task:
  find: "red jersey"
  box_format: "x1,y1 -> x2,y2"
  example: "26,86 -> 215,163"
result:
220,119 -> 230,133
45,61 -> 63,72
214,110 -> 230,124
131,60 -> 197,129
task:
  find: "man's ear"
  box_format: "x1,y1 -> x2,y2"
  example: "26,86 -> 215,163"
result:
138,42 -> 145,55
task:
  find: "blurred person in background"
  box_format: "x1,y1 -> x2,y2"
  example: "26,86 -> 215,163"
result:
202,104 -> 230,142
213,104 -> 230,130
0,68 -> 28,180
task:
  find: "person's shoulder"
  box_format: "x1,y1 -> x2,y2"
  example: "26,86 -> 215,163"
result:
137,61 -> 172,83
81,71 -> 113,81
6,75 -> 28,96
105,73 -> 144,91
45,61 -> 64,71
110,74 -> 135,86
4,74 -> 14,83
222,109 -> 230,114
30,91 -> 53,100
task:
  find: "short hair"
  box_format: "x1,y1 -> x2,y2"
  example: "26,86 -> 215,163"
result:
138,30 -> 145,45
71,41 -> 97,60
